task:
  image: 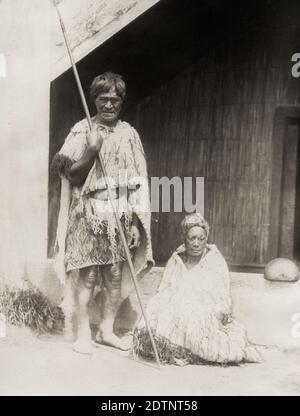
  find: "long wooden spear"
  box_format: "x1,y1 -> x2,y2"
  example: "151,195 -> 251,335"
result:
53,0 -> 161,367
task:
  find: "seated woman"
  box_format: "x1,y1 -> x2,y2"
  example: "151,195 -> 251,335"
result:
133,213 -> 262,365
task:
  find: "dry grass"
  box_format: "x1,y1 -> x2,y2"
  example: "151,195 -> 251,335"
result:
0,281 -> 64,334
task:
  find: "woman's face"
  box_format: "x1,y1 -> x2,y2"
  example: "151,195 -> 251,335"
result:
94,86 -> 123,126
185,226 -> 208,257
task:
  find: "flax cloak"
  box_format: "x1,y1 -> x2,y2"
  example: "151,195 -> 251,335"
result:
135,244 -> 262,364
52,117 -> 154,301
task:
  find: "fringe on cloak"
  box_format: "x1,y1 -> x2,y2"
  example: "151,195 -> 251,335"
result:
133,245 -> 262,365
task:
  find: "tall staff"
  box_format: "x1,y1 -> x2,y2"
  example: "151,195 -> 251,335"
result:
52,0 -> 161,368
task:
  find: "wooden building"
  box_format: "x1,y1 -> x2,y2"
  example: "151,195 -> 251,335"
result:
49,0 -> 300,270
0,0 -> 158,286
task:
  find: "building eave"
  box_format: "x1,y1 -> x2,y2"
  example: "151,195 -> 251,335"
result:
51,0 -> 160,81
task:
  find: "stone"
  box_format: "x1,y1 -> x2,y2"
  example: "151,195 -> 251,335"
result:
264,258 -> 299,282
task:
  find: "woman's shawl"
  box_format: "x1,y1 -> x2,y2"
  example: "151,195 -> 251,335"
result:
137,245 -> 262,364
158,244 -> 232,313
52,118 -> 154,299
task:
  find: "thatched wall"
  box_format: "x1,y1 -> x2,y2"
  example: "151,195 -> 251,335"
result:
49,0 -> 300,268
126,2 -> 300,265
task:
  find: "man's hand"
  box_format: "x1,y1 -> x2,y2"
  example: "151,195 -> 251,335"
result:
87,125 -> 105,152
69,125 -> 105,187
129,224 -> 141,249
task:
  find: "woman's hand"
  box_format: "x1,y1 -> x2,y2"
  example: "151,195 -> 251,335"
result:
129,224 -> 141,249
220,312 -> 233,325
87,125 -> 105,152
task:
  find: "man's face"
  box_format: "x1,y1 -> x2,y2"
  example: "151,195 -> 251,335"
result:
94,86 -> 123,126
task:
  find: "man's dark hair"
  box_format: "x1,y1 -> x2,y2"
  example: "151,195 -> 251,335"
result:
90,72 -> 126,101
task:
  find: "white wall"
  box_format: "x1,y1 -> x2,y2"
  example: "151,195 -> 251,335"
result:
0,0 -> 51,286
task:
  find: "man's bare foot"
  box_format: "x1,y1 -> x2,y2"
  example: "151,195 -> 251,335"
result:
95,332 -> 132,351
72,336 -> 93,355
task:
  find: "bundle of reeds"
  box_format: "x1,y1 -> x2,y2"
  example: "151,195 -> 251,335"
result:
132,328 -> 204,365
0,281 -> 64,334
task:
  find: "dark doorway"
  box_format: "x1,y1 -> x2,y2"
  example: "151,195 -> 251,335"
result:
293,121 -> 300,260
279,120 -> 300,259
269,108 -> 300,263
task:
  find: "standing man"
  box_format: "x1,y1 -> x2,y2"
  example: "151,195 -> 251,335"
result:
51,72 -> 153,354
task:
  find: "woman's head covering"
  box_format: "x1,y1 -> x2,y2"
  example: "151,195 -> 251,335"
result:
181,213 -> 209,237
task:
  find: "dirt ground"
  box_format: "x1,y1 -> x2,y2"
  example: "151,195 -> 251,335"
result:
1,326 -> 300,396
